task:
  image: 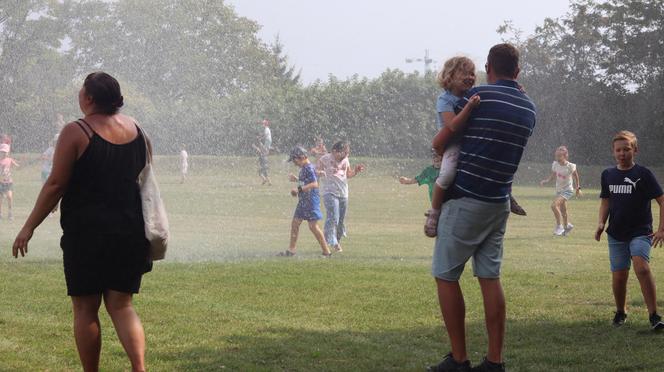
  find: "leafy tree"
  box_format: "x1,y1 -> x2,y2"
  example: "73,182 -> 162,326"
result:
0,0 -> 73,150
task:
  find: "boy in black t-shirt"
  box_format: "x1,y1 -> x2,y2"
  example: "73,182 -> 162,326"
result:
595,131 -> 664,330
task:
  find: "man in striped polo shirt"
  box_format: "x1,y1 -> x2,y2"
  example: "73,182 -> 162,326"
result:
428,44 -> 536,372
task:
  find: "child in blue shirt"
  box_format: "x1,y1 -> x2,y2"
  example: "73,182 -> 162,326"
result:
595,130 -> 664,330
278,146 -> 331,258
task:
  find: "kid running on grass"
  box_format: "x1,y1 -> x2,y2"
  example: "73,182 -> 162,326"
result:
252,142 -> 271,185
261,119 -> 272,152
278,146 -> 331,257
317,141 -> 365,252
0,143 -> 19,220
399,151 -> 442,202
424,56 -> 527,237
180,144 -> 189,184
540,145 -> 581,236
595,131 -> 664,330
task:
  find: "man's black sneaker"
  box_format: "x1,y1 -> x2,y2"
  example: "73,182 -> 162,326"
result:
471,358 -> 505,372
649,313 -> 664,331
427,353 -> 471,372
613,311 -> 627,327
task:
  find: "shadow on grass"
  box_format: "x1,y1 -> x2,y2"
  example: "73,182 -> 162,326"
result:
149,320 -> 664,372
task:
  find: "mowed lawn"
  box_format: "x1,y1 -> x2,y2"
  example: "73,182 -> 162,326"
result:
1,155 -> 664,371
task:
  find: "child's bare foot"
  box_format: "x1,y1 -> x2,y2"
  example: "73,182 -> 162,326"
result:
424,209 -> 440,237
333,244 -> 343,253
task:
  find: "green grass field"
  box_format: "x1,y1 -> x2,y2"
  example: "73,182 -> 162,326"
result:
1,155 -> 664,371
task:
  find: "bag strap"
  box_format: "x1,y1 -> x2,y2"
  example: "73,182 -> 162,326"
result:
74,119 -> 94,139
135,123 -> 153,165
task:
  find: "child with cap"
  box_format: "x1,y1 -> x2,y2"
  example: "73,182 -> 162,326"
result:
0,143 -> 19,220
180,144 -> 189,184
278,146 -> 331,257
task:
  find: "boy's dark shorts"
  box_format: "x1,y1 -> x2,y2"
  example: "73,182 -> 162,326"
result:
61,233 -> 152,296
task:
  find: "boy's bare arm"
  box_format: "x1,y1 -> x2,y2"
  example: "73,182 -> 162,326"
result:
651,195 -> 664,247
595,198 -> 610,241
573,170 -> 582,196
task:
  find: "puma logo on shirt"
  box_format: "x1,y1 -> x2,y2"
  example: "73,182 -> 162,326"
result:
609,178 -> 641,194
624,177 -> 641,189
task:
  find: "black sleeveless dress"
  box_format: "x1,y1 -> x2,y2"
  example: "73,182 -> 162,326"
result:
60,119 -> 152,296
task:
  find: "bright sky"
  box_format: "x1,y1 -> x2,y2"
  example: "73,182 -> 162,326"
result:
227,0 -> 572,84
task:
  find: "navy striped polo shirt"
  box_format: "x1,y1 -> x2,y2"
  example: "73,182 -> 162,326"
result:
452,79 -> 536,203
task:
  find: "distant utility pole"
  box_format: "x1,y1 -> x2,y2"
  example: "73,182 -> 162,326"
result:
405,49 -> 434,74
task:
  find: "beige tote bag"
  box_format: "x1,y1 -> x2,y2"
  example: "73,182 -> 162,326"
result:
137,126 -> 169,260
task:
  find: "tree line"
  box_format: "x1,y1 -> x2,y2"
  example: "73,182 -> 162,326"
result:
1,0 -> 661,164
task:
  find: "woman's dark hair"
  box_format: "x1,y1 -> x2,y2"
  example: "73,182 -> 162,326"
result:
83,72 -> 124,115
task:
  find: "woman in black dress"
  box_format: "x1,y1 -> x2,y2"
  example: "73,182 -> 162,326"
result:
13,72 -> 151,372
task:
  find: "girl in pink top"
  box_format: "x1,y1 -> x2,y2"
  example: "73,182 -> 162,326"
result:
316,141 -> 365,252
0,143 -> 19,220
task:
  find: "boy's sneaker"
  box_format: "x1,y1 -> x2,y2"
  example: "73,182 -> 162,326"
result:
613,311 -> 627,327
471,358 -> 505,372
564,223 -> 574,235
424,209 -> 441,238
553,225 -> 565,236
427,353 -> 471,372
509,195 -> 527,216
649,313 -> 664,331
